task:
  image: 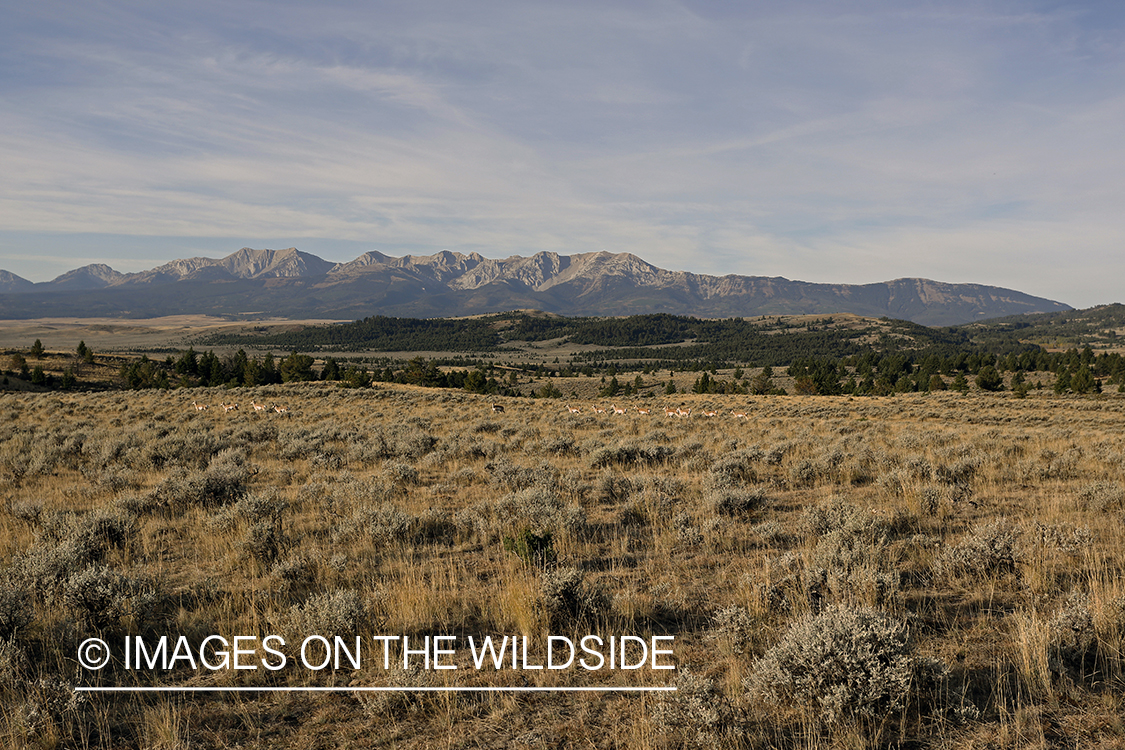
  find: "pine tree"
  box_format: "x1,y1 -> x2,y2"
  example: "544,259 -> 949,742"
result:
975,365 -> 1003,392
1071,365 -> 1095,394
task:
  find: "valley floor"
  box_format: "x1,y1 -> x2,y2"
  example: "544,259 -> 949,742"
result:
1,385 -> 1123,748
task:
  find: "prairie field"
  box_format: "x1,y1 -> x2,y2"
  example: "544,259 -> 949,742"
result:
1,384 -> 1124,748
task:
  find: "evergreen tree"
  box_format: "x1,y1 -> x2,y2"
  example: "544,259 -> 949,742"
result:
280,352 -> 315,382
464,369 -> 488,393
951,372 -> 969,392
749,370 -> 773,395
226,349 -> 249,384
1071,365 -> 1095,394
975,365 -> 1003,392
30,339 -> 44,358
176,347 -> 199,376
261,353 -> 280,384
1053,369 -> 1072,394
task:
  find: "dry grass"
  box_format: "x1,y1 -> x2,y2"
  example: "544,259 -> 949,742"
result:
1,383 -> 1124,748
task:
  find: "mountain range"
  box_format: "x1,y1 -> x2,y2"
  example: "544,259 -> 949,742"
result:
0,247 -> 1071,326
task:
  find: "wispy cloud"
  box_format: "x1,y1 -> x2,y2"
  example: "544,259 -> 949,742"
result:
1,1 -> 1123,305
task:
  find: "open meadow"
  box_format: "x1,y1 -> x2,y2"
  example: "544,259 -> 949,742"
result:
1,384 -> 1124,748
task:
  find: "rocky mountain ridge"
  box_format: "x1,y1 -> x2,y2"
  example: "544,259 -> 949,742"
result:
0,247 -> 1072,325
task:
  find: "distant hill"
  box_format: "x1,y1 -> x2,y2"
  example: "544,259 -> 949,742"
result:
208,311 -> 1022,367
960,303 -> 1125,351
0,248 -> 1072,325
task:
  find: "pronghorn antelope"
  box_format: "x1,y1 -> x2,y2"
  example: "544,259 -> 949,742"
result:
491,403 -> 505,413
592,404 -> 607,415
221,402 -> 239,413
192,401 -> 208,411
730,410 -> 748,419
611,404 -> 626,415
273,405 -> 289,414
567,404 -> 582,414
676,407 -> 692,418
664,407 -> 677,417
702,409 -> 717,418
251,401 -> 267,413
635,406 -> 651,415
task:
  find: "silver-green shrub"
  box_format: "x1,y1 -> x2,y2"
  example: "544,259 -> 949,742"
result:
62,565 -> 160,632
651,667 -> 740,749
935,517 -> 1021,580
284,589 -> 368,636
541,566 -> 608,627
747,605 -> 914,725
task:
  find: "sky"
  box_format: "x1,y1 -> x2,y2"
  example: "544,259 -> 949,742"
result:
2,0 -> 1123,308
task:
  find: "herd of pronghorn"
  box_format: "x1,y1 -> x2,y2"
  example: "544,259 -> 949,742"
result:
191,400 -> 288,414
190,399 -> 746,419
566,403 -> 748,419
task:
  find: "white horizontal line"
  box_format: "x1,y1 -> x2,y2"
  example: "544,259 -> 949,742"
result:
76,686 -> 676,693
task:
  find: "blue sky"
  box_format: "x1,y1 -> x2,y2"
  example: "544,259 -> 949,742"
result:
2,1 -> 1123,308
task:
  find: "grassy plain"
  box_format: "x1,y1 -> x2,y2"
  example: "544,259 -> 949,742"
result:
1,380 -> 1124,748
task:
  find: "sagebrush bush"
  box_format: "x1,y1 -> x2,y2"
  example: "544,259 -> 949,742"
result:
747,605 -> 916,725
589,441 -> 674,468
707,448 -> 762,486
936,517 -> 1022,580
651,667 -> 740,749
1033,522 -> 1094,555
1076,481 -> 1124,512
707,486 -> 766,519
382,461 -> 419,486
284,589 -> 369,637
541,566 -> 608,627
152,452 -> 250,509
62,565 -> 160,632
495,487 -> 587,538
353,665 -> 436,718
710,605 -> 755,654
270,554 -> 317,591
1048,594 -> 1097,679
0,581 -> 31,640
